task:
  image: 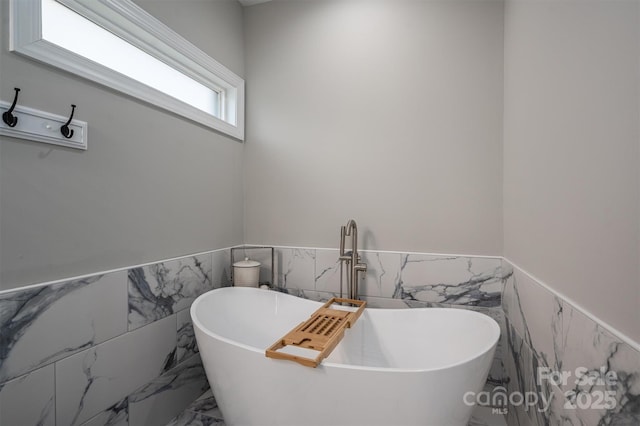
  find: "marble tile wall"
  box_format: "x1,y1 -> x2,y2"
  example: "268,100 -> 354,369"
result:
502,260 -> 640,425
269,247 -> 507,307
6,244 -> 634,426
261,246 -> 640,426
266,247 -> 511,392
0,249 -> 230,426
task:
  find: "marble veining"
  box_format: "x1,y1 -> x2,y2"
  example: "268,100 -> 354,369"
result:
394,255 -> 505,307
127,355 -> 209,425
80,398 -> 128,426
177,309 -> 198,363
5,247 -> 635,426
278,249 -> 505,307
56,314 -> 177,425
502,268 -> 563,372
504,320 -> 554,426
0,251 -> 231,426
277,248 -> 315,291
360,251 -> 402,298
0,364 -> 55,426
71,349 -> 102,425
166,390 -> 225,426
211,249 -> 232,288
0,279 -> 87,351
0,278 -> 94,381
503,260 -> 640,425
167,411 -> 225,426
0,272 -> 127,383
558,303 -> 640,425
129,356 -> 206,405
128,254 -> 213,330
314,249 -> 341,293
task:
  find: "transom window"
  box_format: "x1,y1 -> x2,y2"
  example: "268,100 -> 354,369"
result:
10,0 -> 245,139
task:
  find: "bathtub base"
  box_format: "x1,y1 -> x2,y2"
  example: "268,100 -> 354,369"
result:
191,288 -> 500,426
197,328 -> 490,426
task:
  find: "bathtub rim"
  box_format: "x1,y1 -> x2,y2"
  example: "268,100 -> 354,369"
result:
191,286 -> 500,374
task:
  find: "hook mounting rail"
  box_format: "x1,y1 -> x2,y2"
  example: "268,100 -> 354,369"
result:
0,100 -> 87,150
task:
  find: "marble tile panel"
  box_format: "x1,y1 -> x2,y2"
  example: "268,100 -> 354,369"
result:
502,265 -> 563,371
504,321 -> 555,426
0,271 -> 128,383
0,364 -> 55,426
359,295 -> 415,309
541,383 -> 568,426
359,251 -> 402,298
211,249 -> 231,288
166,411 -> 225,426
80,399 -> 129,426
314,249 -> 341,294
558,302 -> 640,424
55,315 -> 177,426
165,390 -> 226,425
396,255 -> 503,307
128,355 -> 209,426
276,248 -> 315,291
128,254 -> 213,330
499,259 -> 514,317
475,308 -> 507,388
177,309 -> 198,364
296,289 -> 338,303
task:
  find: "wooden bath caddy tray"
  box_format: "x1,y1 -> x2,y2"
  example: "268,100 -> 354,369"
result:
265,298 -> 367,368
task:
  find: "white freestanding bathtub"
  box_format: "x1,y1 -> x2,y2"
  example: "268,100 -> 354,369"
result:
191,287 -> 500,426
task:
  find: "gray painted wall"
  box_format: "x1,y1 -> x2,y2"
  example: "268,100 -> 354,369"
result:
503,0 -> 640,342
2,0 -> 637,346
243,0 -> 504,255
0,0 -> 245,290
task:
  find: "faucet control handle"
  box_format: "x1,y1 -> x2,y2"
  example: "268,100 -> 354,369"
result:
355,263 -> 367,273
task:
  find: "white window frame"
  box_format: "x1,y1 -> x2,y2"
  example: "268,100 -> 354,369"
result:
10,0 -> 245,140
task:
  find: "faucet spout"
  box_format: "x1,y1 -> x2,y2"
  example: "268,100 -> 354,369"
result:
338,219 -> 367,300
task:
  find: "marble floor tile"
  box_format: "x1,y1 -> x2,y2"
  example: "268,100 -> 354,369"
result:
166,389 -> 225,426
166,410 -> 225,426
185,390 -> 224,419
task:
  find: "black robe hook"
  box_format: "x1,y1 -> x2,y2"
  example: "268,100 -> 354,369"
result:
2,88 -> 21,128
60,104 -> 76,139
